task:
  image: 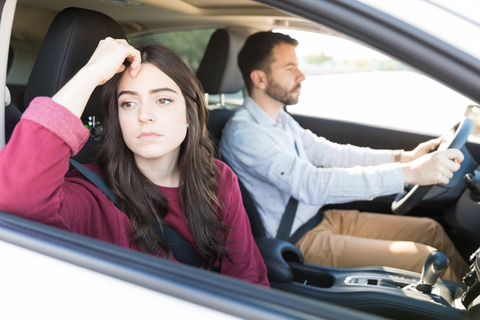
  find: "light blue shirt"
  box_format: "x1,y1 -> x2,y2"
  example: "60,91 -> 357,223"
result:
220,96 -> 405,237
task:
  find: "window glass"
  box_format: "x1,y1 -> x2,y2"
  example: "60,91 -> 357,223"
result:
129,28 -> 242,109
129,28 -> 216,72
277,29 -> 475,136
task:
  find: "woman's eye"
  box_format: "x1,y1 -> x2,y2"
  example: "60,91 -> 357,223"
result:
157,98 -> 173,105
120,101 -> 135,109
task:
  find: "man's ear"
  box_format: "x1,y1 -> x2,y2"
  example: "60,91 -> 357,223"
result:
250,70 -> 267,90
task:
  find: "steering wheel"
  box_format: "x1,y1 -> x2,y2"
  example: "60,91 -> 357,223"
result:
391,117 -> 476,215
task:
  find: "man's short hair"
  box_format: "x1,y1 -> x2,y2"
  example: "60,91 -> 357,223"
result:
238,31 -> 298,94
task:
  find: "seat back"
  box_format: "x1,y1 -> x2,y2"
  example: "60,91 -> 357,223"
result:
198,28 -> 306,283
237,179 -> 267,237
198,28 -> 267,237
23,7 -> 126,163
206,108 -> 234,158
198,28 -> 248,155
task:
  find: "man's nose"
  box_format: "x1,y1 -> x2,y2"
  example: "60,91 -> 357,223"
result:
297,69 -> 306,82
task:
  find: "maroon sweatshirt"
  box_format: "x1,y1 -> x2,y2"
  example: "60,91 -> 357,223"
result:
0,97 -> 269,287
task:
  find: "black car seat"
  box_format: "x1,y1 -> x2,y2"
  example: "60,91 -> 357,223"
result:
197,28 -> 304,282
4,86 -> 22,143
197,28 -> 247,157
196,28 -> 246,107
22,7 -> 127,163
197,28 -> 268,236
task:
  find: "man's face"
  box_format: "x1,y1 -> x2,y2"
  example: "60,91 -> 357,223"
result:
265,43 -> 305,106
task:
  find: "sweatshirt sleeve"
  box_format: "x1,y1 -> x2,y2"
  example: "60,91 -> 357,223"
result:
0,97 -> 90,226
22,97 -> 89,155
216,160 -> 270,287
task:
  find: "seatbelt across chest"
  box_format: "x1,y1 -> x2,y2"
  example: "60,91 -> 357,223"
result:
275,196 -> 299,241
275,138 -> 324,243
275,138 -> 300,241
68,158 -> 209,268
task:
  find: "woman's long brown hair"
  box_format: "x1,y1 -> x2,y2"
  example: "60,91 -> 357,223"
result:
97,45 -> 228,265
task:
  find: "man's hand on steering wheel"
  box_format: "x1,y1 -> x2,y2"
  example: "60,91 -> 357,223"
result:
400,137 -> 442,163
391,117 -> 474,215
401,148 -> 464,186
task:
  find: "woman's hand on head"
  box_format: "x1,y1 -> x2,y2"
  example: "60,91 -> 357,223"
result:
52,37 -> 141,118
85,37 -> 141,85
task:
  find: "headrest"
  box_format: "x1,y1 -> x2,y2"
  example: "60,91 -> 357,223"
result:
23,7 -> 126,119
196,28 -> 246,95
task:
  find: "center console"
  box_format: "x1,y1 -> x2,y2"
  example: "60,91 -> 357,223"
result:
462,248 -> 480,319
258,237 -> 479,320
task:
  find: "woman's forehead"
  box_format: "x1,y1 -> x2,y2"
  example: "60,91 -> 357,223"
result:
118,63 -> 180,93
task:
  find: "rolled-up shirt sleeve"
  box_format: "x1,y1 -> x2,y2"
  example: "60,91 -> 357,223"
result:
220,97 -> 405,237
300,127 -> 394,168
224,124 -> 404,207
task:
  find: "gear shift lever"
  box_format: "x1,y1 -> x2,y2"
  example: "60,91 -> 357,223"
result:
416,251 -> 449,294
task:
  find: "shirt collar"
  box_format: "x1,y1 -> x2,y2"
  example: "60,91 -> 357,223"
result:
244,95 -> 288,128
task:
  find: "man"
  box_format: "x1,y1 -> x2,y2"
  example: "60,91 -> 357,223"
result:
220,31 -> 468,282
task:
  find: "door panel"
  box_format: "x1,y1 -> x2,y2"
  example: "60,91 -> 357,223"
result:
293,114 -> 480,163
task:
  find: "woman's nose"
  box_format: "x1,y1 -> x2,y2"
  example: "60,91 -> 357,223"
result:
138,105 -> 156,123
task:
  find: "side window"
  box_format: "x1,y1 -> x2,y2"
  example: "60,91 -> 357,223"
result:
129,28 -> 243,109
129,28 -> 216,72
277,29 -> 475,136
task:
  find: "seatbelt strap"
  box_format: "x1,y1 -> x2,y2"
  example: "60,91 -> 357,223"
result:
161,224 -> 208,268
68,158 -> 210,269
69,158 -> 118,203
288,210 -> 323,244
275,196 -> 299,241
276,138 -> 300,241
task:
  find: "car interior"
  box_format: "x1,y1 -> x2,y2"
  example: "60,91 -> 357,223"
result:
192,12 -> 480,319
3,1 -> 480,320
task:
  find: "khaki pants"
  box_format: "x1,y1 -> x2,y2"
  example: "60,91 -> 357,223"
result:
295,209 -> 469,282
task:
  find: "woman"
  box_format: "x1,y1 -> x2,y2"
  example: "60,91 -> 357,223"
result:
0,38 -> 269,286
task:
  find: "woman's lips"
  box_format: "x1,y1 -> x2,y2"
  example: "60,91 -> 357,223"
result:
137,131 -> 162,140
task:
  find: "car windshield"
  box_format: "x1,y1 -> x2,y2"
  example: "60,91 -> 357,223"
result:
359,0 -> 480,60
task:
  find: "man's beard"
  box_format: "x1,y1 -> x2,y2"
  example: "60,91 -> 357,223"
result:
265,75 -> 301,106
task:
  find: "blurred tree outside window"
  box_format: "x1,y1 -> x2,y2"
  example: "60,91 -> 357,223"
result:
129,28 -> 215,72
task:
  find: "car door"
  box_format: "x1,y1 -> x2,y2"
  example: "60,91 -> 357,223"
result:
1,0 -> 11,149
258,0 -> 480,224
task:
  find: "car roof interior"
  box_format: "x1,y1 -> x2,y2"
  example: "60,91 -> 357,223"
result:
9,0 -> 337,85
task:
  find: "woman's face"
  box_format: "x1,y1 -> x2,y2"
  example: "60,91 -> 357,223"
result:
117,63 -> 188,168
